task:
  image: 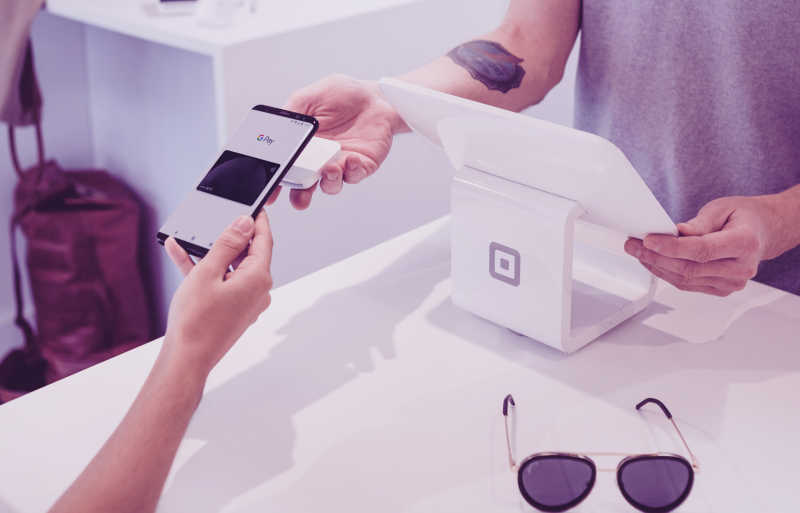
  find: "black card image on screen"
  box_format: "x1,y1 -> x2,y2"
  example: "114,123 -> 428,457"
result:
197,150 -> 280,206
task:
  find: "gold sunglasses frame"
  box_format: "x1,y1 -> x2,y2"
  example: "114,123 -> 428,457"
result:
502,396 -> 700,511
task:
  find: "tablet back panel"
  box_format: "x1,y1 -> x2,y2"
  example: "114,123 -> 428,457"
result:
379,78 -> 677,238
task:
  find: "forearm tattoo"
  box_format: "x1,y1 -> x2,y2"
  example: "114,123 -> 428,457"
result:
447,40 -> 525,93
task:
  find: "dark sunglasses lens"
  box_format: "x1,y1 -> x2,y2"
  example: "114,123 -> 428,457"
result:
618,456 -> 693,512
519,455 -> 595,511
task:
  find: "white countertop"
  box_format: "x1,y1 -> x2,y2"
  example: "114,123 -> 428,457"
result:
46,0 -> 424,55
0,217 -> 798,512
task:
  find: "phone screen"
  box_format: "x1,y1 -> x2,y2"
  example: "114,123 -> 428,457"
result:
158,106 -> 317,256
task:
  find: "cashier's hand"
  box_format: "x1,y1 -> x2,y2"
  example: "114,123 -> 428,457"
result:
266,74 -> 408,210
624,195 -> 793,297
162,211 -> 274,379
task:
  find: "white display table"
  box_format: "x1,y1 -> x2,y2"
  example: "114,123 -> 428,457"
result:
0,218 -> 797,513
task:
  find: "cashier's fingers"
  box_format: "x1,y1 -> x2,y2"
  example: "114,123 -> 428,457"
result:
641,262 -> 731,297
342,153 -> 376,184
319,155 -> 345,194
320,152 -> 370,193
165,237 -> 194,277
265,186 -> 282,206
642,260 -> 742,291
290,183 -> 317,210
642,226 -> 755,263
625,239 -> 754,282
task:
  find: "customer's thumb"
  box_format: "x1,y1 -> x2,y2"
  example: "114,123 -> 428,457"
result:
677,201 -> 733,236
202,215 -> 254,275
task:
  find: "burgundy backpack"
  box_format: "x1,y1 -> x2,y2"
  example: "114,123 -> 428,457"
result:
0,119 -> 154,402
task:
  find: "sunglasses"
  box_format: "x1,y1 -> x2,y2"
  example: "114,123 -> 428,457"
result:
502,395 -> 699,513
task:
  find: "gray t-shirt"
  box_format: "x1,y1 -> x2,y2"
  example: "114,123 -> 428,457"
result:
575,0 -> 800,294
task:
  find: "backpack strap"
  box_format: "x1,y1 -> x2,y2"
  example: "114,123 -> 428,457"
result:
7,111 -> 45,180
6,115 -> 45,352
8,213 -> 36,351
7,124 -> 23,178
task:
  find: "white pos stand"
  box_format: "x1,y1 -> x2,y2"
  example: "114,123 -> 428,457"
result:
380,79 -> 677,353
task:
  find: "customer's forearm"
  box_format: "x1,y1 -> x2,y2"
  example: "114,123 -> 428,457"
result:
48,342 -> 205,513
396,0 -> 580,115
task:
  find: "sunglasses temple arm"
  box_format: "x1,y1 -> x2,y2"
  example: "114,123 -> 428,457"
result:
637,398 -> 699,470
502,395 -> 517,469
669,417 -> 699,470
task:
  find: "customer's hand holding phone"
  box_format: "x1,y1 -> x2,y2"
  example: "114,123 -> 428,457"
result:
162,210 -> 274,381
48,211 -> 274,513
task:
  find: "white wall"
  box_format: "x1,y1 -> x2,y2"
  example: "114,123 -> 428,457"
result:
83,25 -> 219,336
80,0 -> 517,329
0,14 -> 95,359
0,1 -> 579,359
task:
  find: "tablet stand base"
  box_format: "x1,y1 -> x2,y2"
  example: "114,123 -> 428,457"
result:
451,166 -> 656,353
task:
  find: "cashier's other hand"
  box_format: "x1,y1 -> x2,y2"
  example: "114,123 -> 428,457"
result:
162,211 -> 274,379
623,195 -> 796,297
267,74 -> 408,210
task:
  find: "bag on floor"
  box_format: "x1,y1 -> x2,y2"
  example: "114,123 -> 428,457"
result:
0,119 -> 153,402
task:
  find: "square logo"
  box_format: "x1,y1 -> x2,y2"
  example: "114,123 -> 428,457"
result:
489,242 -> 520,286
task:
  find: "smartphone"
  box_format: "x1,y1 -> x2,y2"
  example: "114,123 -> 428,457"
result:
157,105 -> 318,258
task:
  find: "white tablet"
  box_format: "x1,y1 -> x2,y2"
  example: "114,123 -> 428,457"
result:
379,78 -> 677,238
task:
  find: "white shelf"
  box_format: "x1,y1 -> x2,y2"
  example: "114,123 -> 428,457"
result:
46,0 -> 422,54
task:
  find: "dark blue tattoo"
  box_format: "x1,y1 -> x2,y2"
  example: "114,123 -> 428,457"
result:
447,40 -> 525,93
